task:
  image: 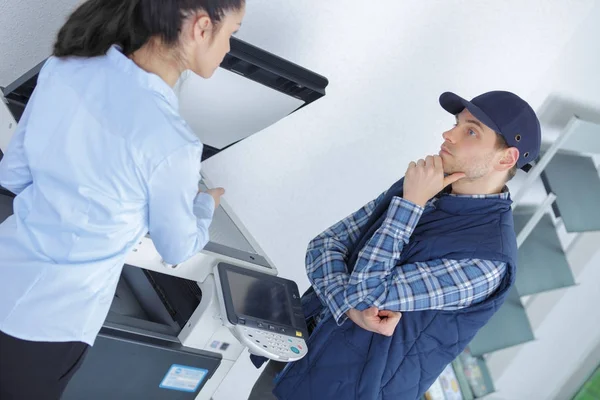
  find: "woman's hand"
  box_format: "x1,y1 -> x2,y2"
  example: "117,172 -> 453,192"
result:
203,187 -> 225,208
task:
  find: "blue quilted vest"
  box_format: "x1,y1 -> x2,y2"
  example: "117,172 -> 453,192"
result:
272,178 -> 517,400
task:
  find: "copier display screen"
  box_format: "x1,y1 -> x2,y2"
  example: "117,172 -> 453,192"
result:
226,270 -> 293,326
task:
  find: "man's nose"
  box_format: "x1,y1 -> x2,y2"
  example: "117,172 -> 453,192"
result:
442,129 -> 456,143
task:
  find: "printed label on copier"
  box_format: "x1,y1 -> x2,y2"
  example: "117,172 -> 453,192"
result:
159,364 -> 208,393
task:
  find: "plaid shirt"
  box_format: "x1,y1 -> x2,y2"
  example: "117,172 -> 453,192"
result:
306,189 -> 509,325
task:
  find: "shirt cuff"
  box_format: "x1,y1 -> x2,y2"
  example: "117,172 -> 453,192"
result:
193,192 -> 216,220
325,285 -> 352,325
385,197 -> 424,243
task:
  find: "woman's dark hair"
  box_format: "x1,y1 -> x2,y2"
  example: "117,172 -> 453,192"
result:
53,0 -> 244,58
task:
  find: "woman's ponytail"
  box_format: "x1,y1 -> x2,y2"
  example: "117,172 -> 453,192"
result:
53,0 -> 147,57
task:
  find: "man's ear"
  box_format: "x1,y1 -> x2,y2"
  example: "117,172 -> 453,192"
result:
496,147 -> 519,172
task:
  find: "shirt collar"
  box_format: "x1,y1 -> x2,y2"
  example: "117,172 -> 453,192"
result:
106,45 -> 180,111
428,186 -> 510,207
446,186 -> 510,200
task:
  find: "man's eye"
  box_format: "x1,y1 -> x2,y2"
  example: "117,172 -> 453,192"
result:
469,129 -> 477,136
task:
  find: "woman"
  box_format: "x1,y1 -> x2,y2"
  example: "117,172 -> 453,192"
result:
0,0 -> 245,398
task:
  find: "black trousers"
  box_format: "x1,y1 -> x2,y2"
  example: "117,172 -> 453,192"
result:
0,330 -> 89,400
248,360 -> 288,400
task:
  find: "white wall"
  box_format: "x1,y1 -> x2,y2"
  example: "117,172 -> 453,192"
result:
0,0 -> 81,87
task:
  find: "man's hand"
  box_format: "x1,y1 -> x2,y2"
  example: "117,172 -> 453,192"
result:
346,307 -> 402,337
203,187 -> 225,209
403,155 -> 465,207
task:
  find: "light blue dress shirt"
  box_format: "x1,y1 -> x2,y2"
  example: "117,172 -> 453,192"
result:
0,46 -> 215,345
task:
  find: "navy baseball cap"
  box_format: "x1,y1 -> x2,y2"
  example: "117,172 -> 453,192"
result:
439,91 -> 541,171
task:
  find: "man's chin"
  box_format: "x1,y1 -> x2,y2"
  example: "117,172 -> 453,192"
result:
443,168 -> 468,181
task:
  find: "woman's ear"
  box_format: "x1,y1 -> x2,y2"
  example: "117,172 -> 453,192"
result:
191,13 -> 213,41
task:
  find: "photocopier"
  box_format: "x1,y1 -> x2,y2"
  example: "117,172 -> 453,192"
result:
65,180 -> 311,400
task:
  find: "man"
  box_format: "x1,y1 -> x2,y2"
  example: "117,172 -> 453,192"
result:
248,90 -> 541,400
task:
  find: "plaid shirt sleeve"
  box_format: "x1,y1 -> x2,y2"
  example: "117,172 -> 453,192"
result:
343,197 -> 507,322
305,190 -> 387,322
367,258 -> 507,312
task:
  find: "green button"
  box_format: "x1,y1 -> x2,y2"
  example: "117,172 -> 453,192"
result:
291,346 -> 300,354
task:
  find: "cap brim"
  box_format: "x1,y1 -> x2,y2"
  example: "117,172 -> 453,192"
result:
439,92 -> 501,133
